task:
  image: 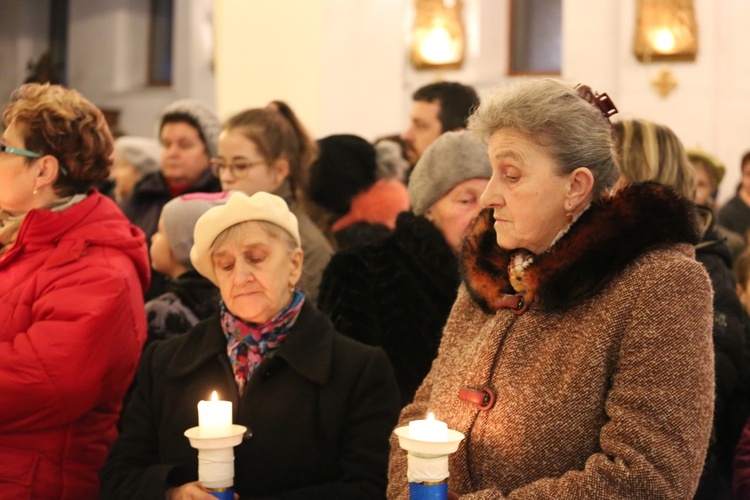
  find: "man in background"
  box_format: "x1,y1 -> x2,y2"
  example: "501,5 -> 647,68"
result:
401,81 -> 480,167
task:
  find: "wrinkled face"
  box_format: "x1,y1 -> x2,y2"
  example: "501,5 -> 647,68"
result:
110,151 -> 143,201
212,222 -> 303,324
425,178 -> 489,254
150,216 -> 174,276
160,121 -> 209,186
693,163 -> 715,207
482,128 -> 570,255
216,130 -> 281,196
0,121 -> 39,216
401,100 -> 442,165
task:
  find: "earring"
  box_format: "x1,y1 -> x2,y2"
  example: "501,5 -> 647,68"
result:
566,212 -> 574,224
32,187 -> 38,196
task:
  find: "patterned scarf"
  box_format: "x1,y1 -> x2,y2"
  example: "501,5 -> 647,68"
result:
221,289 -> 305,395
508,250 -> 535,294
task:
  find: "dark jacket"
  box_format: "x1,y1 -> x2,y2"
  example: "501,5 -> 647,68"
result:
120,169 -> 221,300
99,301 -> 400,500
694,207 -> 750,499
144,270 -> 220,345
318,212 -> 459,407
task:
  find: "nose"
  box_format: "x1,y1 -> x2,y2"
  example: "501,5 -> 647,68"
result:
219,166 -> 235,184
480,174 -> 503,209
233,261 -> 255,285
401,126 -> 414,143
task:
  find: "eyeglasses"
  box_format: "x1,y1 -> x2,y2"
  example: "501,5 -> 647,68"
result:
209,158 -> 267,178
0,141 -> 41,159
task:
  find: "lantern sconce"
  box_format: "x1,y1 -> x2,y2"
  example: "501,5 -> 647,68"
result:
410,0 -> 466,71
633,0 -> 698,63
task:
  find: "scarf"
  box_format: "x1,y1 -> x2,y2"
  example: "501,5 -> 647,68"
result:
222,289 -> 305,395
0,194 -> 86,256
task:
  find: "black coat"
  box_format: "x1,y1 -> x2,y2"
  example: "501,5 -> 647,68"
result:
694,207 -> 750,499
99,302 -> 400,500
318,212 -> 460,407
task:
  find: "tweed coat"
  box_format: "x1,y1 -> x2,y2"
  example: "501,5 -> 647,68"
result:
388,183 -> 716,499
100,301 -> 400,499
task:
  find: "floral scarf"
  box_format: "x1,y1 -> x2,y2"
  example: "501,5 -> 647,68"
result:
221,289 -> 305,395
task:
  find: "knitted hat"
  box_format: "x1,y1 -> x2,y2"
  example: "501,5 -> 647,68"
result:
686,147 -> 726,185
161,191 -> 232,270
306,134 -> 378,215
408,130 -> 492,215
113,136 -> 162,174
158,99 -> 221,158
191,191 -> 300,285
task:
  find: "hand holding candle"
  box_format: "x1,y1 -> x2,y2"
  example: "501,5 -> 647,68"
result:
197,391 -> 232,438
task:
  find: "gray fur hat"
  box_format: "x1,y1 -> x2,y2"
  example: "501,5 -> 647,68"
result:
161,192 -> 232,269
408,130 -> 492,215
158,99 -> 220,158
113,136 -> 161,174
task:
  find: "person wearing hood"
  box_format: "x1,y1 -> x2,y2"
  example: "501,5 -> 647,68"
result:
388,79 -> 715,498
0,83 -> 150,498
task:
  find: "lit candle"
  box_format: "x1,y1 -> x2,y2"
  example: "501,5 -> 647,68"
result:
409,412 -> 448,442
197,391 -> 232,438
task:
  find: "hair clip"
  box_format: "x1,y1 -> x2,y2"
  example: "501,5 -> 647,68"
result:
574,84 -> 618,122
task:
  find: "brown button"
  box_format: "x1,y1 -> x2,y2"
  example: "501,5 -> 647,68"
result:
458,387 -> 496,411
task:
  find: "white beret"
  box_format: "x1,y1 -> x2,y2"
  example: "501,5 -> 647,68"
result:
190,191 -> 300,285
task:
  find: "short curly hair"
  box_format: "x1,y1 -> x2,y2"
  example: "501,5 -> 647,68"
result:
2,83 -> 113,196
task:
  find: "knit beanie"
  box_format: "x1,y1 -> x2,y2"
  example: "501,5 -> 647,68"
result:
306,134 -> 378,215
161,191 -> 232,269
113,136 -> 162,174
408,130 -> 492,215
158,99 -> 221,158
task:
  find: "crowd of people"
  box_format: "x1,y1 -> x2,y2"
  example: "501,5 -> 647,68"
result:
3,77 -> 750,499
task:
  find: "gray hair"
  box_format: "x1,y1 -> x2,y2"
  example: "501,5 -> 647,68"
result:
211,220 -> 299,255
467,78 -> 618,199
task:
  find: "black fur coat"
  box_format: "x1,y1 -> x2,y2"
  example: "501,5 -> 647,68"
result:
318,211 -> 459,407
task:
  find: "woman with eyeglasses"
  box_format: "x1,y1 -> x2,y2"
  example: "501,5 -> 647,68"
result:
212,101 -> 332,304
0,83 -> 149,498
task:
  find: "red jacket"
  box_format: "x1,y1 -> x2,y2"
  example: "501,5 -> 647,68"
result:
0,192 -> 149,499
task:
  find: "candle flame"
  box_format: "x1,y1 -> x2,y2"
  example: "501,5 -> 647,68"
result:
210,391 -> 219,401
427,412 -> 436,421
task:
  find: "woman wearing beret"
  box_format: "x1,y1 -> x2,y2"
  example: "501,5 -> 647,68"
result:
318,130 -> 492,407
100,191 -> 400,499
0,83 -> 149,498
388,79 -> 715,498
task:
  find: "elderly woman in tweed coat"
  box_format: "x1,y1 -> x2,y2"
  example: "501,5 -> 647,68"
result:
387,78 -> 715,499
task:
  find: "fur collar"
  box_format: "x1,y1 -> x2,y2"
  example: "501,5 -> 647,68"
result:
461,182 -> 701,314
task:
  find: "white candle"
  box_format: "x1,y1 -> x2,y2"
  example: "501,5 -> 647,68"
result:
409,412 -> 448,442
197,391 -> 233,438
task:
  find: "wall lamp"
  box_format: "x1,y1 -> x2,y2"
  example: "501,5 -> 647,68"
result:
410,0 -> 465,70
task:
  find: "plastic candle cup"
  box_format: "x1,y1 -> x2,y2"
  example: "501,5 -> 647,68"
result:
409,412 -> 448,442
